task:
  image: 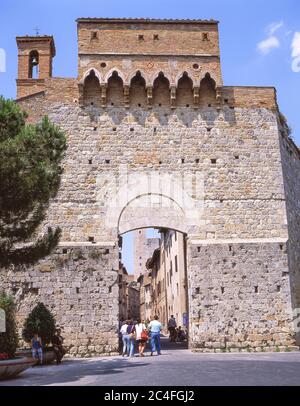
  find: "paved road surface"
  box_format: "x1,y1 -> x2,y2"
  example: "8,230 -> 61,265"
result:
1,340 -> 300,386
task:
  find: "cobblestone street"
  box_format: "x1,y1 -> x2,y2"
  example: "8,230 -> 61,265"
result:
1,340 -> 300,386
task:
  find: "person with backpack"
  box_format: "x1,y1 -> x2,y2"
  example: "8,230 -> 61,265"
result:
135,318 -> 148,357
168,315 -> 177,342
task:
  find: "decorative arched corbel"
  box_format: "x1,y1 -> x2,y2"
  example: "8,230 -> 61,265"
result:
101,84 -> 107,107
216,86 -> 222,106
170,86 -> 177,109
78,83 -> 84,106
124,85 -> 130,108
193,86 -> 200,108
147,86 -> 153,108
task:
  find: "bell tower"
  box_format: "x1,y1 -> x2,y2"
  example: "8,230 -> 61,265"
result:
16,36 -> 56,99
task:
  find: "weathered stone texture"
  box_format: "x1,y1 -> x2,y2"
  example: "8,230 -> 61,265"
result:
188,241 -> 297,351
0,244 -> 119,356
15,101 -> 288,243
279,132 -> 300,346
2,18 -> 299,355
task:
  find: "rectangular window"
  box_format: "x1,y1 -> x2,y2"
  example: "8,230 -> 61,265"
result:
175,255 -> 178,273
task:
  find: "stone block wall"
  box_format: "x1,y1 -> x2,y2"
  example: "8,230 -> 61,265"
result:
0,244 -> 119,356
8,19 -> 299,355
187,241 -> 297,352
279,131 -> 300,345
17,86 -> 288,244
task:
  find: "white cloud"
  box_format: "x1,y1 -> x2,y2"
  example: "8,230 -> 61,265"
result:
257,36 -> 280,55
257,22 -> 283,55
291,32 -> 300,58
291,32 -> 300,72
267,21 -> 284,36
0,48 -> 6,73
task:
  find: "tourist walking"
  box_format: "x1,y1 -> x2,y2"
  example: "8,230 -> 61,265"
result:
135,318 -> 148,357
120,320 -> 129,357
127,319 -> 136,357
168,315 -> 177,342
31,333 -> 43,365
148,315 -> 162,356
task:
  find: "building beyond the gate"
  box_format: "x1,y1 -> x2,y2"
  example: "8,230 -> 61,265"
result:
143,229 -> 188,329
133,229 -> 160,279
1,18 -> 300,356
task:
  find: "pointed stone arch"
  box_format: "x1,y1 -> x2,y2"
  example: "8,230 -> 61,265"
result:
82,69 -> 101,107
199,71 -> 218,86
104,68 -> 126,84
199,72 -> 217,107
150,70 -> 173,87
175,70 -> 196,88
129,71 -> 147,107
79,68 -> 102,85
107,71 -> 124,107
152,72 -> 171,107
127,70 -> 148,86
177,72 -> 194,107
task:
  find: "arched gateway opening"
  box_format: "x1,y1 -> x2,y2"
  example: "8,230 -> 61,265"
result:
118,226 -> 189,351
110,181 -> 203,352
103,168 -> 205,353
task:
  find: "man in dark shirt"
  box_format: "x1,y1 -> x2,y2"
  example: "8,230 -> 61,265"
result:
52,329 -> 66,365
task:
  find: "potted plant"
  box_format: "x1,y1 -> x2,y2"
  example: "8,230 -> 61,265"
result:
22,302 -> 57,365
0,293 -> 36,380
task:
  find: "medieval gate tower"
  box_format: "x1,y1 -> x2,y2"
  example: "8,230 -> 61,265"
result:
1,18 -> 300,355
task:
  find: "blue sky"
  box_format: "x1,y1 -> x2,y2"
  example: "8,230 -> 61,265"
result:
0,0 -> 299,273
122,229 -> 160,274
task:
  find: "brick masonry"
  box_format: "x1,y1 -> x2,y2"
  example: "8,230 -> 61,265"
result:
1,18 -> 299,355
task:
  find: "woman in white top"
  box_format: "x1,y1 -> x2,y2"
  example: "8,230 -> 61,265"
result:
135,318 -> 147,357
120,320 -> 129,357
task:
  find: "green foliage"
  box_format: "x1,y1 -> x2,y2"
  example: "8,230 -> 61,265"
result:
22,302 -> 56,347
279,111 -> 293,137
0,293 -> 18,358
0,97 -> 67,267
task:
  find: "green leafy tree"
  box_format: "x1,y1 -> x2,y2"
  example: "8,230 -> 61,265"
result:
0,97 -> 67,267
279,111 -> 293,137
0,293 -> 18,358
22,302 -> 56,347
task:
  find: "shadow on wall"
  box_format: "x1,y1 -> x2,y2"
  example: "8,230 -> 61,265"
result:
81,69 -> 237,127
83,105 -> 237,128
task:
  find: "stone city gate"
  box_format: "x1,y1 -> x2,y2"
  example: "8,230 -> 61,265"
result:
1,18 -> 300,356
